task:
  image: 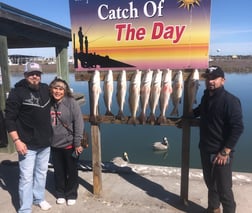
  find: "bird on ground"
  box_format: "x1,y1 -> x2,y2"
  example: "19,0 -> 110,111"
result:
152,137 -> 169,151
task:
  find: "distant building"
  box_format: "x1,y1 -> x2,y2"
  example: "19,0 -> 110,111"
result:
8,54 -> 43,65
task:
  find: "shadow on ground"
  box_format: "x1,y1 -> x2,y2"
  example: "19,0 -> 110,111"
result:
0,160 -> 19,211
79,161 -> 205,212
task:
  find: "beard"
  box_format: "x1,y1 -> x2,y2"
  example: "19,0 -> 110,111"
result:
28,82 -> 40,90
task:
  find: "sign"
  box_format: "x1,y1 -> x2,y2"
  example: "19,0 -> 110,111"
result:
69,0 -> 211,71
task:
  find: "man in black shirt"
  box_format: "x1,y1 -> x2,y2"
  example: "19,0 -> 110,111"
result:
5,62 -> 53,212
194,66 -> 244,213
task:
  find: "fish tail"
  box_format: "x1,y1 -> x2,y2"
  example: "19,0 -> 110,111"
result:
127,116 -> 137,125
89,115 -> 100,125
116,110 -> 125,121
138,112 -> 146,124
170,107 -> 179,117
157,115 -> 167,125
147,113 -> 156,125
105,110 -> 114,116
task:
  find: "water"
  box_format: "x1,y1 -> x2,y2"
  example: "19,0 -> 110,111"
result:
10,71 -> 252,173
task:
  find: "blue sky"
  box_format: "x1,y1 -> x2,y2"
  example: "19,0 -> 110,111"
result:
1,0 -> 252,57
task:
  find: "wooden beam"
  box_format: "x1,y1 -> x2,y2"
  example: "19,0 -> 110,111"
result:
75,69 -> 206,82
0,35 -> 10,110
88,79 -> 103,196
91,124 -> 102,195
56,46 -> 69,83
180,72 -> 192,204
0,35 -> 13,152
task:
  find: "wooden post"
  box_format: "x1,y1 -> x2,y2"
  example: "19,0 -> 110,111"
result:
0,35 -> 13,153
0,35 -> 10,110
88,79 -> 102,196
180,71 -> 191,204
55,46 -> 69,83
91,124 -> 102,195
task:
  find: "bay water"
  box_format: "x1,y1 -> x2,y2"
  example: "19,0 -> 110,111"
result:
10,71 -> 252,172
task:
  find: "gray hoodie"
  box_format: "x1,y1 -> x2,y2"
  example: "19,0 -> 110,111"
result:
51,96 -> 84,148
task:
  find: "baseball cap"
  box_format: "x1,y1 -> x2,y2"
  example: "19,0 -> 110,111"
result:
24,62 -> 43,74
204,66 -> 224,79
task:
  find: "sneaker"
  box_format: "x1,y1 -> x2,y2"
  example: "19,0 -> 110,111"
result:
67,199 -> 76,206
56,198 -> 66,204
39,200 -> 52,211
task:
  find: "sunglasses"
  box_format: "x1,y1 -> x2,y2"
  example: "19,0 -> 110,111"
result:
27,72 -> 41,77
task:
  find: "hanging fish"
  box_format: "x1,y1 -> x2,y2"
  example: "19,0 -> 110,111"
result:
89,70 -> 101,124
170,70 -> 183,116
187,69 -> 200,114
147,69 -> 162,124
103,69 -> 114,116
128,70 -> 142,125
116,70 -> 127,120
157,69 -> 173,124
138,69 -> 153,124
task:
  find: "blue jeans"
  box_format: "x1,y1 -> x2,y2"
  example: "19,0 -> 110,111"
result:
18,147 -> 50,213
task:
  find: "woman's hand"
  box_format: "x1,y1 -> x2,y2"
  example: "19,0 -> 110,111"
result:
75,146 -> 83,155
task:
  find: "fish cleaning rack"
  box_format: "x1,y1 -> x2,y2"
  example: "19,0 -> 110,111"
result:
75,69 -> 202,204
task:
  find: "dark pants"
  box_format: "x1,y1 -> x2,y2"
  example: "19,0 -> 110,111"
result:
51,147 -> 79,200
200,150 -> 236,213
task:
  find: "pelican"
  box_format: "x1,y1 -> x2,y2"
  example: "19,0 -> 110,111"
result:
152,137 -> 169,151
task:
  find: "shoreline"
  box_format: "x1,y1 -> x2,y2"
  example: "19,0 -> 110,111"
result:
8,58 -> 252,73
8,63 -> 75,73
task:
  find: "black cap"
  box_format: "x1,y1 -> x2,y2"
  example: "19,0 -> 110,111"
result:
204,66 -> 224,79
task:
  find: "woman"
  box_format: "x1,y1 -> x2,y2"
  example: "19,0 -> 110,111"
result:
49,77 -> 84,206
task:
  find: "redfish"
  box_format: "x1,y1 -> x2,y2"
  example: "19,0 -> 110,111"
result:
89,70 -> 101,124
103,69 -> 114,116
187,69 -> 199,114
139,69 -> 153,124
128,70 -> 142,125
116,70 -> 127,120
170,70 -> 183,116
157,69 -> 173,124
147,69 -> 162,124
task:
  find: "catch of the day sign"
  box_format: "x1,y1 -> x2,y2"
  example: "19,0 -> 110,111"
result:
69,0 -> 211,70
98,1 -> 185,43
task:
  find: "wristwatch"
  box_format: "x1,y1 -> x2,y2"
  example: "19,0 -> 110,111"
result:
220,149 -> 228,156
